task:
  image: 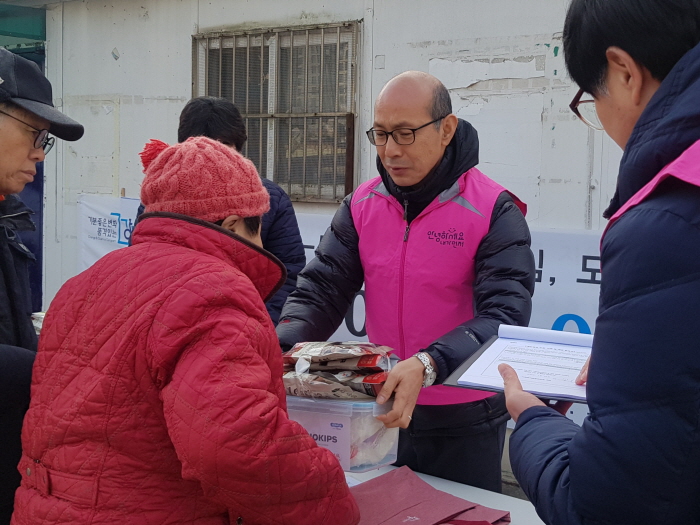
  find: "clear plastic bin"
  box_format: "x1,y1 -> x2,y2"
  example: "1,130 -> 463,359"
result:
286,395 -> 399,473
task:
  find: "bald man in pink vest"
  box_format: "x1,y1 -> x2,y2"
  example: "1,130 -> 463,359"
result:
278,71 -> 535,491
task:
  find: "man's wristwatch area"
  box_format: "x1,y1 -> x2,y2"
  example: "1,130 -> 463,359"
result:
414,352 -> 437,387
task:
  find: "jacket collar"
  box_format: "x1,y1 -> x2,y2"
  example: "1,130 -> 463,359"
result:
606,41 -> 700,218
0,194 -> 35,232
370,169 -> 492,224
132,213 -> 286,302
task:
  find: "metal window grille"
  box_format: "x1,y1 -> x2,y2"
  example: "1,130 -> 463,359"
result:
193,22 -> 358,202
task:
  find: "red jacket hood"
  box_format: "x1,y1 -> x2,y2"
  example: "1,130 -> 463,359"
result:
133,213 -> 286,302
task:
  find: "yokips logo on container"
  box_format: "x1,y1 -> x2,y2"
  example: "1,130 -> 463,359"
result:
311,434 -> 338,443
285,403 -> 353,470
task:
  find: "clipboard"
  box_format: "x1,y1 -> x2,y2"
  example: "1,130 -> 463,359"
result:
443,336 -> 501,394
443,334 -> 588,403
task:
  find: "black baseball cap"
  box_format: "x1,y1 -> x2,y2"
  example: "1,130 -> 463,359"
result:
0,47 -> 83,141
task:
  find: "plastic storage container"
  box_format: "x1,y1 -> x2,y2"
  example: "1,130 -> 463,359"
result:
286,395 -> 399,473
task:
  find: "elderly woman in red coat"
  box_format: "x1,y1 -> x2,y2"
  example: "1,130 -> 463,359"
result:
11,137 -> 359,525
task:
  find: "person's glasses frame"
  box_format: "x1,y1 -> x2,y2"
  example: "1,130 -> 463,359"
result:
569,88 -> 605,131
366,116 -> 448,146
0,110 -> 55,154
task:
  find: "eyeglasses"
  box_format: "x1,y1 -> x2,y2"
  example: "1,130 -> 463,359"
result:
569,88 -> 604,131
0,110 -> 55,154
366,116 -> 448,146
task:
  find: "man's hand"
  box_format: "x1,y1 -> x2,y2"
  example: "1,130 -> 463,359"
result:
576,355 -> 590,385
498,363 -> 545,422
375,356 -> 426,429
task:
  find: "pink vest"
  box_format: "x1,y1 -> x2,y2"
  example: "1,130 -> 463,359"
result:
351,168 -> 523,405
605,140 -> 700,237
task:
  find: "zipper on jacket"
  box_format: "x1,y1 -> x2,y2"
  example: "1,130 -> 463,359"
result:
398,199 -> 410,356
402,199 -> 411,242
0,211 -> 29,220
383,191 -> 451,358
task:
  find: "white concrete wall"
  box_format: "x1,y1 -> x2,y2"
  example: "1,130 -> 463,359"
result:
39,0 -> 623,307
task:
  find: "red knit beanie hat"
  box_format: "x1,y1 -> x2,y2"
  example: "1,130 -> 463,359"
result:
139,136 -> 269,222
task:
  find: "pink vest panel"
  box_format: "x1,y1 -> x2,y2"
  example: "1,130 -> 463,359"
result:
351,168 -> 512,405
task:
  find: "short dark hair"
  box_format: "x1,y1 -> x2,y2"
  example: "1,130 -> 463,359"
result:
177,97 -> 247,150
0,90 -> 15,110
214,215 -> 262,237
431,82 -> 452,126
564,0 -> 700,96
243,215 -> 262,236
0,100 -> 26,123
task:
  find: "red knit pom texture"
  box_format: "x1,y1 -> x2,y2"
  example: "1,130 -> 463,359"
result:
139,139 -> 170,171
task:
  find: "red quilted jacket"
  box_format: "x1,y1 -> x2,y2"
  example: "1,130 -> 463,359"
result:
12,214 -> 359,525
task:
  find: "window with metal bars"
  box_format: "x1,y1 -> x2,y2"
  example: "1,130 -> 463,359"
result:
193,22 -> 358,202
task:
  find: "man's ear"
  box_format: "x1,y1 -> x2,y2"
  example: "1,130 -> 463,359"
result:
440,114 -> 458,147
605,47 -> 646,106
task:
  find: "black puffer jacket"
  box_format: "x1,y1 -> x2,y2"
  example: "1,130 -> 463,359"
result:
277,121 -> 535,382
0,195 -> 37,352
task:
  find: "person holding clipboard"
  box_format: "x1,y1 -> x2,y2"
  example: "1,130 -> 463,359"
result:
500,1 -> 700,524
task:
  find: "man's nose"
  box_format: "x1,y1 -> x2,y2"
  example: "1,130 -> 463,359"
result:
30,146 -> 46,163
383,134 -> 403,157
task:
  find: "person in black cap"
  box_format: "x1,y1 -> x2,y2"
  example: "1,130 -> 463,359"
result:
0,47 -> 83,524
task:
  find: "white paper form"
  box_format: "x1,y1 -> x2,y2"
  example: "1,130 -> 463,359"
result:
457,325 -> 592,402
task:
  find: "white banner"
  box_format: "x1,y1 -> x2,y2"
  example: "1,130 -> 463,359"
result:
295,214 -> 602,338
76,204 -> 603,336
77,194 -> 141,272
75,205 -> 603,338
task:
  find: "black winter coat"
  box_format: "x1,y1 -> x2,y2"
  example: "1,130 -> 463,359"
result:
0,195 -> 37,352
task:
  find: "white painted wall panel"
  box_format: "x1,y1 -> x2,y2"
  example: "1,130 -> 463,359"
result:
39,0 -> 624,306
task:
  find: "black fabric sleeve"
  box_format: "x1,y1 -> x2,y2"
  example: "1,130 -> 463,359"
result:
0,344 -> 35,407
424,192 -> 535,382
276,195 -> 364,352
